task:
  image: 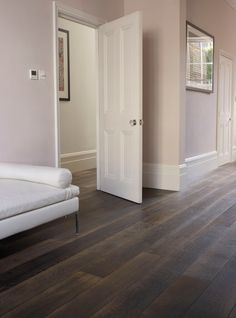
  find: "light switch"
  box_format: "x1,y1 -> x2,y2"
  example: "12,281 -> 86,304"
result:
29,69 -> 38,80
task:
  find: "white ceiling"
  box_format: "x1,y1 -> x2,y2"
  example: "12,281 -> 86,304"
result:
225,0 -> 236,10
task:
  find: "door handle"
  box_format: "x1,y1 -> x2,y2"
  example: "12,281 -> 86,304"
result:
129,119 -> 137,126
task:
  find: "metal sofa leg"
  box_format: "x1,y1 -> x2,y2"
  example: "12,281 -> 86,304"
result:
75,211 -> 79,235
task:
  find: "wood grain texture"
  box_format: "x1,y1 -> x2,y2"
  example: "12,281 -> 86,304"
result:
1,166 -> 236,317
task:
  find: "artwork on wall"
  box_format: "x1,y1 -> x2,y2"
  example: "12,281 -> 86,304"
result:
186,22 -> 214,93
58,28 -> 70,101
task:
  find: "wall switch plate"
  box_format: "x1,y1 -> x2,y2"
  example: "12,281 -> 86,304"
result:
39,70 -> 46,80
29,69 -> 38,80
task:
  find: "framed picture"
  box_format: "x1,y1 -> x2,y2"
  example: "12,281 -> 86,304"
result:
186,22 -> 214,93
58,28 -> 70,101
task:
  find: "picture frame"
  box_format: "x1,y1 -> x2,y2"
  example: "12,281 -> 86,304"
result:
186,22 -> 214,93
58,28 -> 70,101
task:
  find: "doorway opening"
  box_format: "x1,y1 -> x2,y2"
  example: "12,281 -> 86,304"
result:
58,18 -> 97,182
53,3 -> 102,192
53,3 -> 143,203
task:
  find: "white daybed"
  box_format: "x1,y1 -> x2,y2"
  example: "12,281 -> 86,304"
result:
0,163 -> 79,240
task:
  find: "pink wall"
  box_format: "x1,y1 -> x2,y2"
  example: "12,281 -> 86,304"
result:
0,0 -> 123,166
186,0 -> 236,158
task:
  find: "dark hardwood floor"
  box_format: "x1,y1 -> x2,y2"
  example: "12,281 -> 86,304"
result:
1,164 -> 236,317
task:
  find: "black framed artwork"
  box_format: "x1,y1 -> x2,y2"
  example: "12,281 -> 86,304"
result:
186,22 -> 214,93
58,28 -> 70,101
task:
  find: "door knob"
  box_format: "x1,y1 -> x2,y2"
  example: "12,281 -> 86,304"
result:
129,119 -> 137,126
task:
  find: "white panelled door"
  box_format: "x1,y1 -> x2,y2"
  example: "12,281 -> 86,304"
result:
218,54 -> 233,166
98,12 -> 143,203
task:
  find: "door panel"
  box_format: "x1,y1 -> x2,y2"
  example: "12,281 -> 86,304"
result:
218,55 -> 233,166
98,12 -> 142,203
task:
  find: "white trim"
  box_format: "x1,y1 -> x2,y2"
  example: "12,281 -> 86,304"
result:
185,151 -> 218,183
219,49 -> 234,61
53,2 -> 60,167
143,163 -> 186,191
52,1 -> 103,178
61,150 -> 96,172
61,150 -> 96,158
185,151 -> 217,164
56,2 -> 105,27
217,50 -> 234,166
143,151 -> 219,191
95,30 -> 101,190
232,146 -> 236,162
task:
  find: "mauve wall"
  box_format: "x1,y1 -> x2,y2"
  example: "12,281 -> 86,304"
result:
0,0 -> 123,166
124,0 -> 186,166
186,0 -> 236,158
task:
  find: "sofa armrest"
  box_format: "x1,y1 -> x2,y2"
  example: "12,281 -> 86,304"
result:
0,163 -> 72,189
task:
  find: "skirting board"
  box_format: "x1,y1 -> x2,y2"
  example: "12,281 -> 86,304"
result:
143,163 -> 186,191
61,150 -> 96,173
185,151 -> 218,184
143,151 -> 218,191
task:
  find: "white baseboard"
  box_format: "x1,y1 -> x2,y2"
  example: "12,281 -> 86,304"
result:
143,151 -> 218,191
143,163 -> 186,191
185,151 -> 218,184
61,150 -> 96,173
232,146 -> 236,162
61,150 -> 219,189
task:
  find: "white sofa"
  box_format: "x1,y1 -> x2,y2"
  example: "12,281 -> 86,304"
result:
0,163 -> 79,240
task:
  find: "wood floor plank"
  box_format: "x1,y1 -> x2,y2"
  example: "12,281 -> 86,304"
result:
57,205 -> 236,317
141,222 -> 236,318
85,220 -> 236,318
0,175 -> 233,288
0,161 -> 231,260
228,305 -> 236,318
0,238 -> 73,274
185,221 -> 236,281
1,165 -> 236,317
46,253 -> 160,318
2,272 -> 101,318
2,168 -> 234,290
83,197 -> 236,278
150,191 -> 236,258
142,276 -> 208,318
182,255 -> 236,318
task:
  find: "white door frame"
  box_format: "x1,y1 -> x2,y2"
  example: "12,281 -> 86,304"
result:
217,49 -> 234,165
52,1 -> 105,188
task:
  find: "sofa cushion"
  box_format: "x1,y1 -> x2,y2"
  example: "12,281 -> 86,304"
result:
0,179 -> 79,220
